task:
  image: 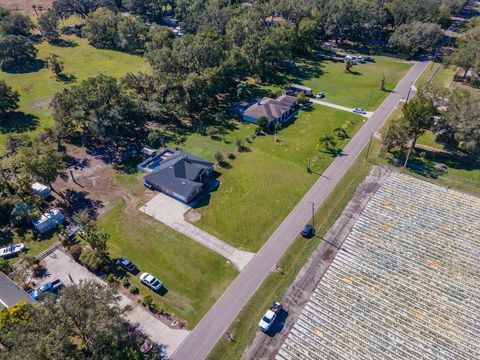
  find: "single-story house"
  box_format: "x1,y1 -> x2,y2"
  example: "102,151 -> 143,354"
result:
144,150 -> 214,203
0,272 -> 34,309
32,208 -> 64,234
242,94 -> 297,125
31,182 -> 51,199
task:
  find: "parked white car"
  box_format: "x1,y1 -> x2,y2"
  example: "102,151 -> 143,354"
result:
258,301 -> 282,332
353,107 -> 367,114
140,272 -> 163,292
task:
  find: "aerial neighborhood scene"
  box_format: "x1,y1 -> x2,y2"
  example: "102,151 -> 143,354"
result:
0,0 -> 479,359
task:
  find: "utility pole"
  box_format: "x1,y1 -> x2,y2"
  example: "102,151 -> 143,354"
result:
405,81 -> 414,102
308,201 -> 315,228
402,139 -> 415,172
365,132 -> 373,162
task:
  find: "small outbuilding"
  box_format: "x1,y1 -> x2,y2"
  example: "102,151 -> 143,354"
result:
289,84 -> 313,96
31,182 -> 51,199
32,208 -> 64,234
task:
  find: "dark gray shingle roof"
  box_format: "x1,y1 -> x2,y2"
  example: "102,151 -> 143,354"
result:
0,272 -> 35,309
144,151 -> 212,199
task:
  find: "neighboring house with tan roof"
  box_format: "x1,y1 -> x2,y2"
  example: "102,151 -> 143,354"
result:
242,94 -> 297,125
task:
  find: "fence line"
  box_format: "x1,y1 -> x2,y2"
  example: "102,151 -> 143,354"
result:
10,241 -> 62,277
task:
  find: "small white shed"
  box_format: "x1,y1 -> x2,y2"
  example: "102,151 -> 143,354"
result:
32,208 -> 64,234
31,182 -> 51,199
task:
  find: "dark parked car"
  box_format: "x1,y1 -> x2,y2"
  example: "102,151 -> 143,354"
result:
301,224 -> 315,238
116,257 -> 137,273
365,56 -> 375,62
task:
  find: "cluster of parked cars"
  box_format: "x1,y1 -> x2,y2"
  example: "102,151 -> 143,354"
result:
116,257 -> 164,293
344,55 -> 375,64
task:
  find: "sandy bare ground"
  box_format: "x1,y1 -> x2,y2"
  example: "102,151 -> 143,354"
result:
52,146 -> 127,219
0,0 -> 51,15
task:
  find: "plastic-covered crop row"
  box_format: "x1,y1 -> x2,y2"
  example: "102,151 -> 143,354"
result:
276,173 -> 480,360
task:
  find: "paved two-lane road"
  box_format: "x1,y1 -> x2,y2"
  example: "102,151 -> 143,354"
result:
171,60 -> 429,360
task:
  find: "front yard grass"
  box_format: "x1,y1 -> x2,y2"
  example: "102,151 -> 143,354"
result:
98,190 -> 238,328
193,105 -> 365,252
280,55 -> 412,110
0,35 -> 150,152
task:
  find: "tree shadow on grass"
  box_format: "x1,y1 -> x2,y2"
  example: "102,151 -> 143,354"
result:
57,189 -> 103,220
397,148 -> 480,179
50,38 -> 78,47
2,59 -> 46,74
0,228 -> 14,246
272,59 -> 325,86
57,73 -> 77,83
345,69 -> 362,76
0,112 -> 39,133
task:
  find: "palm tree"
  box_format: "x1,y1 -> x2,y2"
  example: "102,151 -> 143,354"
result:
319,134 -> 337,152
273,121 -> 282,140
236,82 -> 252,101
148,127 -> 166,148
333,127 -> 348,140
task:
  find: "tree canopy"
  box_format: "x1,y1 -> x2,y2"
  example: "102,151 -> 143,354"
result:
52,74 -> 143,146
0,282 -> 161,360
389,22 -> 443,58
0,80 -> 19,118
0,35 -> 38,71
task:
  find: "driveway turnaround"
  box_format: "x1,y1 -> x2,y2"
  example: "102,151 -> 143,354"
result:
310,98 -> 374,117
139,193 -> 255,271
171,60 -> 429,360
42,250 -> 190,357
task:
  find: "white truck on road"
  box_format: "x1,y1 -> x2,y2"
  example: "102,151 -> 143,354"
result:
258,301 -> 282,332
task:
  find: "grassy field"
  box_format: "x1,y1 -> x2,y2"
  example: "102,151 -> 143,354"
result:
417,130 -> 445,150
278,55 -> 412,110
0,35 -> 150,152
98,191 -> 238,328
192,105 -> 364,252
207,146 -> 374,360
415,62 -> 455,88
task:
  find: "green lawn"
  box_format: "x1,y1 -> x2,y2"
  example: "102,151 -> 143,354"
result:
0,228 -> 58,266
98,194 -> 238,328
415,62 -> 455,88
279,55 -> 412,110
168,122 -> 254,162
0,35 -> 150,152
193,105 -> 365,252
207,146 -> 374,360
417,130 -> 445,150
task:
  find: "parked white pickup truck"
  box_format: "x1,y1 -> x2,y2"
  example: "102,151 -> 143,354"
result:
258,301 -> 282,332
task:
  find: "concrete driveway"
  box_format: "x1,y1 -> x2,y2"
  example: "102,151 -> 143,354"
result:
310,98 -> 374,117
42,250 -> 190,357
139,193 -> 255,271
